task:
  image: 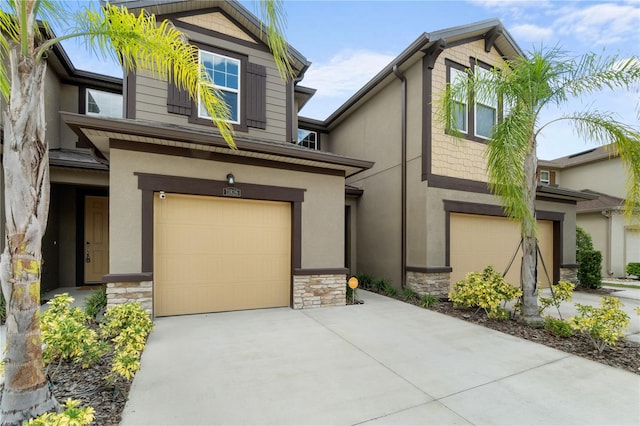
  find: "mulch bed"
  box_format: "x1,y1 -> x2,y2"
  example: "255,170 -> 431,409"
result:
427,300 -> 640,375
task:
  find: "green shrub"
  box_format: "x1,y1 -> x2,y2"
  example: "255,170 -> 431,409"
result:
449,265 -> 522,320
577,250 -> 602,288
354,273 -> 375,290
538,281 -> 575,318
576,226 -> 594,260
101,303 -> 153,381
25,398 -> 95,426
346,284 -> 354,301
383,282 -> 398,297
419,293 -> 438,308
544,317 -> 573,337
626,262 -> 640,278
84,286 -> 107,318
570,297 -> 630,353
403,288 -> 418,301
40,294 -> 108,370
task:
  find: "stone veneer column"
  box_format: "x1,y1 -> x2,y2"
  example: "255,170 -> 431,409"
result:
406,271 -> 451,297
103,273 -> 153,314
560,265 -> 578,285
293,274 -> 346,309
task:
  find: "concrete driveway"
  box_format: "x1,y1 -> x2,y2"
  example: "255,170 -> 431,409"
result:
121,290 -> 640,425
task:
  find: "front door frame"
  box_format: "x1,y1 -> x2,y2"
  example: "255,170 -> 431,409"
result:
76,187 -> 109,286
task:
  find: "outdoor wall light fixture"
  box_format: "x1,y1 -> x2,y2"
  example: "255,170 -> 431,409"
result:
226,173 -> 235,186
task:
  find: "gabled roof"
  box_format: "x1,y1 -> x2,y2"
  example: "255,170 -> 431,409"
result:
545,143 -> 619,168
576,189 -> 625,213
301,18 -> 523,128
107,0 -> 310,76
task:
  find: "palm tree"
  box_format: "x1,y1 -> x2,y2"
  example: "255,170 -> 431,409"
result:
0,1 -> 291,423
440,47 -> 640,326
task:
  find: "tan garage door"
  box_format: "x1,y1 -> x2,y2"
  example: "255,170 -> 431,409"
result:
450,213 -> 554,289
154,193 -> 291,316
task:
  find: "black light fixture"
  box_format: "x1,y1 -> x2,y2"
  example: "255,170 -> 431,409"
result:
226,173 -> 235,186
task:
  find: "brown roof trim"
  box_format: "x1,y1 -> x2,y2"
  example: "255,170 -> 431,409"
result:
345,185 -> 364,197
103,273 -> 153,283
60,112 -> 374,176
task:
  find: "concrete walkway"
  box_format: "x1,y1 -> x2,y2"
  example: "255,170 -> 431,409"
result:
121,291 -> 640,425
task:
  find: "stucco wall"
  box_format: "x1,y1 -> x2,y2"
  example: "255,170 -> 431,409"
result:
561,158 -> 626,199
577,212 -> 609,277
109,148 -> 344,274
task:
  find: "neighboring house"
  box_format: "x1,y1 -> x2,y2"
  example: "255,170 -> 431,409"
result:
541,145 -> 640,277
300,19 -> 594,295
2,0 -> 374,317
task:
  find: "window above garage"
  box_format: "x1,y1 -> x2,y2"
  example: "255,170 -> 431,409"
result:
86,88 -> 123,118
199,50 -> 240,124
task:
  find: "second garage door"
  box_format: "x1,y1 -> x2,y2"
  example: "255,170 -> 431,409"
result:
154,193 -> 291,316
450,213 -> 554,289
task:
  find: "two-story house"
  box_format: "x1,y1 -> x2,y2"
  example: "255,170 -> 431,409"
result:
300,19 -> 594,295
8,0 -> 373,317
540,144 -> 640,278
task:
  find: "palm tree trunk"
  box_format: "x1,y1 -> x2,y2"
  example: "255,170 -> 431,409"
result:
519,138 -> 543,327
0,48 -> 59,426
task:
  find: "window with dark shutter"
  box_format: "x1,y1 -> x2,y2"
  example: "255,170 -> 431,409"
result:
167,82 -> 192,116
246,62 -> 266,129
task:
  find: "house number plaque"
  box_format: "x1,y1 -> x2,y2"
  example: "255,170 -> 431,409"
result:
223,187 -> 242,197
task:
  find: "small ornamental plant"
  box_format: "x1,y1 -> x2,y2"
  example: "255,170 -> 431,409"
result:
538,281 -> 575,318
449,265 -> 522,320
101,303 -> 153,382
40,294 -> 108,373
25,398 -> 95,426
570,297 -> 630,353
626,262 -> 640,278
543,317 -> 573,338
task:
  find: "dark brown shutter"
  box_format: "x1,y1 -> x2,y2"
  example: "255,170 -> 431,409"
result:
246,62 -> 267,129
167,81 -> 192,116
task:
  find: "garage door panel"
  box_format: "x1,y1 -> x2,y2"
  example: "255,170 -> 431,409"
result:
154,193 -> 290,316
450,213 -> 554,290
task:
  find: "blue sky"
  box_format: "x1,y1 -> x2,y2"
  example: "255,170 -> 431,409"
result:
58,0 -> 639,160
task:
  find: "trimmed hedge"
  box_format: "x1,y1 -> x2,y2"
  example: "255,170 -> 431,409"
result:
578,250 -> 602,288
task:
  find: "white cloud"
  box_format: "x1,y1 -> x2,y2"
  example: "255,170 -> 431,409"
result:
468,0 -> 553,19
554,3 -> 640,45
302,49 -> 396,98
510,24 -> 554,43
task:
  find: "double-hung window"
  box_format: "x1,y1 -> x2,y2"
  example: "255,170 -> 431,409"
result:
450,67 -> 468,133
199,50 -> 240,124
446,59 -> 499,142
539,170 -> 551,184
473,66 -> 497,139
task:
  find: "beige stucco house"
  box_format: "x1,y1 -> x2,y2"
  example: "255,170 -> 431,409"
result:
2,0 -> 374,317
540,144 -> 640,278
300,19 -> 594,295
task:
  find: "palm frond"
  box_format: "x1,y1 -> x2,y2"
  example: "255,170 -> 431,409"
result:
259,0 -> 294,81
563,111 -> 640,216
485,105 -> 535,227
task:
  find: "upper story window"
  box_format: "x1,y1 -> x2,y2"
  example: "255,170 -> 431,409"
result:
450,67 -> 468,133
473,67 -> 497,139
539,170 -> 550,184
297,129 -> 318,150
199,50 -> 240,124
446,59 -> 497,142
86,88 -> 122,118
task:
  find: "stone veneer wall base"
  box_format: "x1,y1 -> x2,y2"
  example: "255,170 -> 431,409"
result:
106,281 -> 153,314
293,274 -> 346,309
406,271 -> 450,297
560,266 -> 578,285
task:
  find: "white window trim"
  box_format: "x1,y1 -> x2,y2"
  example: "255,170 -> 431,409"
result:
86,88 -> 123,118
297,129 -> 318,150
198,50 -> 241,125
540,170 -> 551,184
450,67 -> 468,133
